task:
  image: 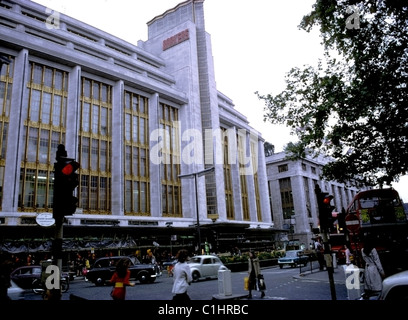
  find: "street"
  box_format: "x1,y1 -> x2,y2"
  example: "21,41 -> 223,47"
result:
12,261 -> 348,301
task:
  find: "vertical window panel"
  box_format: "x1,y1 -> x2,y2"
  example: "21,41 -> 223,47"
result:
160,103 -> 180,217
30,90 -> 41,122
37,170 -> 47,208
53,95 -> 62,126
39,129 -> 49,164
23,169 -> 35,208
82,103 -> 90,132
91,138 -> 98,171
79,77 -> 112,214
27,128 -> 38,162
81,137 -> 90,170
41,92 -> 51,124
20,63 -> 67,213
123,91 -> 149,215
92,104 -> 99,134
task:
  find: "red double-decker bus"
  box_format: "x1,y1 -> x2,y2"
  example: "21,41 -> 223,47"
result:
332,188 -> 408,274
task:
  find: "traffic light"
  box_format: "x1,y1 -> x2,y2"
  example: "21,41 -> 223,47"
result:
315,185 -> 335,232
53,145 -> 79,219
337,208 -> 347,232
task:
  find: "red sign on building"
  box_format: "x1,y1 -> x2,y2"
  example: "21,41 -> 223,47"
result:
163,29 -> 190,51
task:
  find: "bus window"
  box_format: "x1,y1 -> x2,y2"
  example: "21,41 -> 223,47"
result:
347,188 -> 406,225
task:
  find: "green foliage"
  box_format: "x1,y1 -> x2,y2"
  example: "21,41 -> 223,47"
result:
257,0 -> 408,187
219,251 -> 283,264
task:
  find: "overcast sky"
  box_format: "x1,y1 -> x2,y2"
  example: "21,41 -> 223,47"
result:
30,0 -> 408,202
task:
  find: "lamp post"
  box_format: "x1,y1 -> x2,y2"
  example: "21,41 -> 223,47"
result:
178,166 -> 214,254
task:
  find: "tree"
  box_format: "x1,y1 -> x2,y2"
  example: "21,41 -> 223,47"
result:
264,141 -> 275,157
256,0 -> 408,187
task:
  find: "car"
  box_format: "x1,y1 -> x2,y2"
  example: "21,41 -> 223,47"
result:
10,265 -> 42,289
187,254 -> 228,282
10,263 -> 70,292
278,250 -> 309,269
85,255 -> 161,286
7,280 -> 26,300
377,270 -> 408,300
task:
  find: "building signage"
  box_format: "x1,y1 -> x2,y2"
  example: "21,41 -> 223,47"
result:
163,29 -> 189,51
36,213 -> 55,227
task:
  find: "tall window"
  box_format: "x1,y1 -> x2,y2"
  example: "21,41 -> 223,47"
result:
304,177 -> 312,217
124,91 -> 150,215
251,141 -> 262,221
159,103 -> 181,217
279,177 -> 294,219
237,132 -> 249,220
0,57 -> 14,209
79,77 -> 111,213
222,128 -> 234,219
19,63 -> 67,212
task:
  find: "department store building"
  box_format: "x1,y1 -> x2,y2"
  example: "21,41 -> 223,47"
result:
0,0 -> 282,256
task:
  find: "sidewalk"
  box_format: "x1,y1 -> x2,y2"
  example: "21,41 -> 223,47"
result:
293,265 -> 347,285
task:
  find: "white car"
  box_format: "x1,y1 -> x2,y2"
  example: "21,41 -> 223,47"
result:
8,280 -> 25,300
378,270 -> 408,300
188,255 -> 228,282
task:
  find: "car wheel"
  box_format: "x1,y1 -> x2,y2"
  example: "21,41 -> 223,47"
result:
192,271 -> 200,282
138,271 -> 149,284
94,277 -> 105,286
61,279 -> 69,293
32,279 -> 44,294
303,262 -> 308,267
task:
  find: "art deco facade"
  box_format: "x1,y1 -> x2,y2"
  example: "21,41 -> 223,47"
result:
266,152 -> 368,247
0,0 -> 277,254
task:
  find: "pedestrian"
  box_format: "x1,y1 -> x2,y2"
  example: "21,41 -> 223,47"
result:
171,249 -> 192,301
344,244 -> 352,266
361,238 -> 385,299
247,251 -> 265,299
314,239 -> 325,270
109,258 -> 135,300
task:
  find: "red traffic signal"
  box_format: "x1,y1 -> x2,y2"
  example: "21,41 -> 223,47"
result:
61,161 -> 79,176
315,184 -> 335,232
323,195 -> 334,206
53,145 -> 80,219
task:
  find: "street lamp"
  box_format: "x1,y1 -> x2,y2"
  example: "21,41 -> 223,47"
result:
178,166 -> 215,254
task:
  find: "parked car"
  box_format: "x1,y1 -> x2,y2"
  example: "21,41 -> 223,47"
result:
278,250 -> 309,269
378,270 -> 408,300
85,255 -> 161,286
188,254 -> 228,282
10,264 -> 70,290
7,280 -> 26,300
10,265 -> 42,289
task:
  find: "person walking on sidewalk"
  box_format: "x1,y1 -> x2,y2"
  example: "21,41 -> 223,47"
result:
172,249 -> 193,301
247,251 -> 265,299
361,238 -> 385,298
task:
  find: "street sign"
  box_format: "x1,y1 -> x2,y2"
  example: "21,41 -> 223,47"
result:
345,213 -> 360,233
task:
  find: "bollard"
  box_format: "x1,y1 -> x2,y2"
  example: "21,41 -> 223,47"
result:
218,269 -> 232,296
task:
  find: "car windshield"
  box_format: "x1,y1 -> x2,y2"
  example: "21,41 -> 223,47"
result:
285,251 -> 300,258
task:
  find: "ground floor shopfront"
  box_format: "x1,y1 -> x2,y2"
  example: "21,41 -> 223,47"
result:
0,223 -> 289,267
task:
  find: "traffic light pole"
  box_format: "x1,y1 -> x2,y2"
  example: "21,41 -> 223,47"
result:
315,184 -> 337,300
48,144 -> 80,300
321,232 -> 337,300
